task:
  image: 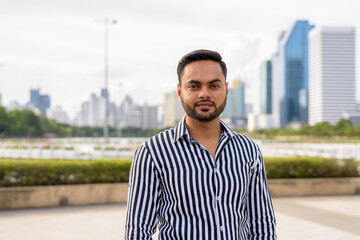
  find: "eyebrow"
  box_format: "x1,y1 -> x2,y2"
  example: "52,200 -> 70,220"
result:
186,79 -> 223,84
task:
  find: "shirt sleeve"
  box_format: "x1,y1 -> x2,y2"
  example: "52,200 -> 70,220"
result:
125,144 -> 160,240
247,145 -> 277,239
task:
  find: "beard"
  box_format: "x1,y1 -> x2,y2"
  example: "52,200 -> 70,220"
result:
180,97 -> 227,122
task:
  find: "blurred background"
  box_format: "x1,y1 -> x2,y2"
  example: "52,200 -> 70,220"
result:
1,0 -> 360,239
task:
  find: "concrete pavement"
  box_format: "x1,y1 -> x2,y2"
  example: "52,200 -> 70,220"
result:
1,196 -> 359,240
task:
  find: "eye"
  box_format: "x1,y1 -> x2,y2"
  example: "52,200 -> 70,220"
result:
211,84 -> 220,89
188,84 -> 199,89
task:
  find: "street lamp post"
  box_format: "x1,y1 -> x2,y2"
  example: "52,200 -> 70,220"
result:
97,18 -> 117,143
117,82 -> 123,138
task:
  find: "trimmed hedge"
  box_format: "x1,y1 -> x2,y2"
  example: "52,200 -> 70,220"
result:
0,159 -> 132,187
265,156 -> 360,178
0,157 -> 359,187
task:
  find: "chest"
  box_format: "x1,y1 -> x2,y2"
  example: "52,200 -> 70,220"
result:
156,142 -> 253,205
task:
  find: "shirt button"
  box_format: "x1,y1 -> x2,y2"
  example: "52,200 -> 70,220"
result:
220,226 -> 224,231
216,196 -> 220,201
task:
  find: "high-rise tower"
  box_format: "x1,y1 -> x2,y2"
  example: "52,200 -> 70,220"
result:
222,80 -> 245,119
29,89 -> 50,116
276,20 -> 314,127
308,26 -> 356,125
260,60 -> 272,114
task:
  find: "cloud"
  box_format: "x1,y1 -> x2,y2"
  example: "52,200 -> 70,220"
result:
221,33 -> 261,81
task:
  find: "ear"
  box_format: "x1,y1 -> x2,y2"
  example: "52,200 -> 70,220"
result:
177,84 -> 182,102
225,81 -> 229,97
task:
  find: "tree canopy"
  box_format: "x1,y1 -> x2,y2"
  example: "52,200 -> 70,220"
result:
1,106 -> 359,139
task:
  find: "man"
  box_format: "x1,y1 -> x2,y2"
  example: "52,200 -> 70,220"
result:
125,49 -> 276,239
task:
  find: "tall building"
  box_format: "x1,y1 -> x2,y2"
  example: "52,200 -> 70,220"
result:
119,95 -> 139,128
74,89 -> 116,128
260,60 -> 272,114
233,80 -> 245,118
275,20 -> 314,127
222,88 -> 233,119
118,95 -> 159,129
222,80 -> 245,120
308,26 -> 356,125
29,88 -> 51,115
163,91 -> 184,127
139,103 -> 158,130
50,106 -> 70,125
270,52 -> 281,128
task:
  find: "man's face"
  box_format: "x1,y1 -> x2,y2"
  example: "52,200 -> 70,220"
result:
177,60 -> 228,122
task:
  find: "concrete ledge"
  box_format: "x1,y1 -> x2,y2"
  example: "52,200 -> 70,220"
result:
1,178 -> 360,210
268,177 -> 360,196
0,183 -> 129,210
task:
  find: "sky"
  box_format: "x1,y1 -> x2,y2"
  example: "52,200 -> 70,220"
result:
0,0 -> 359,119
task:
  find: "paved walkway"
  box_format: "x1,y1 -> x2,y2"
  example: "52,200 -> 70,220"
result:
1,196 -> 359,239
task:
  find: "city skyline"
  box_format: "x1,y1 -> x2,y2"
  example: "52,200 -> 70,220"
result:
0,0 -> 359,119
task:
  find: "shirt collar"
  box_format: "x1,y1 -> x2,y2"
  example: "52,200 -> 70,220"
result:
173,115 -> 235,143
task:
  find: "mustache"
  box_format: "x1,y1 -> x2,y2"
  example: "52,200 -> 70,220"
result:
194,99 -> 216,106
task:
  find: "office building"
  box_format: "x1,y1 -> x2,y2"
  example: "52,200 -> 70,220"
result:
119,95 -> 140,128
308,26 -> 356,125
163,91 -> 184,127
260,60 -> 272,114
222,87 -> 234,119
29,88 -> 51,115
139,103 -> 158,130
50,106 -> 70,125
222,80 -> 245,118
222,80 -> 246,127
74,89 -> 116,128
275,20 -> 314,127
118,95 -> 158,129
232,80 -> 245,118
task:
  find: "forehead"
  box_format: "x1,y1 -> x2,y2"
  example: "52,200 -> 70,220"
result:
182,60 -> 225,82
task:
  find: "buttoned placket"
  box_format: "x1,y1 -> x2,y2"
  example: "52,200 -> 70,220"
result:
214,133 -> 230,238
191,132 -> 230,239
189,136 -> 221,238
184,123 -> 234,238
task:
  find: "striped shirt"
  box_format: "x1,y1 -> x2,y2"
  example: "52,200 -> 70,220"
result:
125,116 -> 276,239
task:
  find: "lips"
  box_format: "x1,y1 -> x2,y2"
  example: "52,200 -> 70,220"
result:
195,101 -> 214,110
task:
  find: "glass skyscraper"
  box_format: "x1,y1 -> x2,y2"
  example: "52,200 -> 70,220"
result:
222,80 -> 245,120
222,89 -> 234,119
260,60 -> 272,114
30,89 -> 50,116
277,20 -> 314,127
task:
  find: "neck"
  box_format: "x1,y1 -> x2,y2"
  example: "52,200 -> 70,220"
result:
185,115 -> 222,140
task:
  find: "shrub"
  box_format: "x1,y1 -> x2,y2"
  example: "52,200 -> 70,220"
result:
0,157 -> 359,187
264,156 -> 359,178
0,158 -> 132,187
105,146 -> 116,151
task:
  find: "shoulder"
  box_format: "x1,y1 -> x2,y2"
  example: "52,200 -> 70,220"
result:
229,131 -> 261,160
143,127 -> 175,149
232,131 -> 258,146
133,128 -> 175,162
137,128 -> 177,161
220,120 -> 259,151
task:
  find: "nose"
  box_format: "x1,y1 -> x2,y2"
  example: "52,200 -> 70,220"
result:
198,86 -> 210,99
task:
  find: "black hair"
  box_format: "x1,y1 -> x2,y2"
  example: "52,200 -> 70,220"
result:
177,49 -> 227,84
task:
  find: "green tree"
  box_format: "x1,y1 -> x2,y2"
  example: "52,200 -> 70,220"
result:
334,118 -> 353,136
7,110 -> 42,137
0,106 -> 8,136
309,122 -> 333,137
